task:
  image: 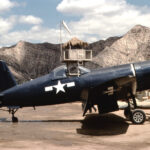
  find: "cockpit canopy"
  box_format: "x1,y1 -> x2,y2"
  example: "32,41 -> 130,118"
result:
50,65 -> 90,80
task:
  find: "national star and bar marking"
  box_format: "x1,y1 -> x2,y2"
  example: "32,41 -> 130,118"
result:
45,80 -> 75,94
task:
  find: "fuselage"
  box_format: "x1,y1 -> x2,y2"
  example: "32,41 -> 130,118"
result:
1,60 -> 150,108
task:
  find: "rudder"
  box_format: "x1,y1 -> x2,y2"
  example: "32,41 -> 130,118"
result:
0,60 -> 17,92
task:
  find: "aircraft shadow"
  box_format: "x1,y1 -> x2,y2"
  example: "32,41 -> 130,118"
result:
0,113 -> 129,136
76,113 -> 129,136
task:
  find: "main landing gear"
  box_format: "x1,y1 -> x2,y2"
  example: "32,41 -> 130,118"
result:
124,94 -> 146,124
0,107 -> 19,122
9,108 -> 19,123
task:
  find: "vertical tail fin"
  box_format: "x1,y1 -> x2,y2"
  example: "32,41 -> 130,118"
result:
0,60 -> 17,92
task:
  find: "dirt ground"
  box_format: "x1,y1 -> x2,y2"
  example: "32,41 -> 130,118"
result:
0,103 -> 150,150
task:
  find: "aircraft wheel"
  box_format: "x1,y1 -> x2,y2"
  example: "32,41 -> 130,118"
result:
131,109 -> 146,124
12,117 -> 18,123
124,108 -> 132,119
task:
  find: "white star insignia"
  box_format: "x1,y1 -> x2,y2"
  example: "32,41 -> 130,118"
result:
53,80 -> 66,94
45,80 -> 75,94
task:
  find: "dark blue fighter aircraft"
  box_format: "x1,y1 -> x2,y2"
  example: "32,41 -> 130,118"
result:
0,60 -> 149,124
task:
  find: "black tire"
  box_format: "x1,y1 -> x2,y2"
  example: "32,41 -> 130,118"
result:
124,108 -> 132,119
12,117 -> 18,123
131,109 -> 146,124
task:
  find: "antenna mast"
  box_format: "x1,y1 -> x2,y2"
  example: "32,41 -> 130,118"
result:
60,21 -> 62,62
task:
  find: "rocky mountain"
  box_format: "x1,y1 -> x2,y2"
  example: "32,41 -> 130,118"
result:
0,41 -> 60,83
0,34 -> 119,83
0,24 -> 149,83
94,25 -> 150,67
88,36 -> 121,57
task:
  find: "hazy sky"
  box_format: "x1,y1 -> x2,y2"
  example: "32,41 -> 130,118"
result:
0,0 -> 150,47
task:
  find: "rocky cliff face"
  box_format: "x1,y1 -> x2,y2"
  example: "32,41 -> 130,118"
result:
88,36 -> 121,57
0,41 -> 60,83
94,25 -> 150,67
0,25 -> 149,83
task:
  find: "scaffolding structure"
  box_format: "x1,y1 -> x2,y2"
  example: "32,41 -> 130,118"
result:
62,38 -> 92,76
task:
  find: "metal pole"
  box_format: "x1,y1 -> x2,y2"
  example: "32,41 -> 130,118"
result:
60,21 -> 62,62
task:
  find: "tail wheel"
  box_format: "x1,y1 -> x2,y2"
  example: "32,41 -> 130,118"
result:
131,109 -> 146,124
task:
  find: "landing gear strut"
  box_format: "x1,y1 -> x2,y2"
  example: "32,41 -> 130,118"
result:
124,108 -> 132,119
9,108 -> 19,123
124,93 -> 146,124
